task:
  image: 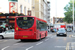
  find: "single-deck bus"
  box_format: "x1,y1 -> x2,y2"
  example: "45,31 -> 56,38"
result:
14,16 -> 47,41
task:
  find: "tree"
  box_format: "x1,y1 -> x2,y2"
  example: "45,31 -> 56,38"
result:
64,0 -> 75,23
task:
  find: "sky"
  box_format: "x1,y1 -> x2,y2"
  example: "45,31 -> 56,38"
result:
50,0 -> 70,18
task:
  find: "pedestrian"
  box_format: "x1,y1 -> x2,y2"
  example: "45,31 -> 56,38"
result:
6,26 -> 8,31
3,25 -> 6,31
0,26 -> 3,33
10,26 -> 12,29
2,27 -> 4,32
9,25 -> 12,29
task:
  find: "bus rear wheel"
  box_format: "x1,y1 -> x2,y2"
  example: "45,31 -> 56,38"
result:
45,33 -> 46,38
39,34 -> 41,40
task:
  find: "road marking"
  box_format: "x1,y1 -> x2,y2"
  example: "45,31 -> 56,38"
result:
1,46 -> 10,50
45,38 -> 49,41
26,46 -> 33,50
13,43 -> 19,45
51,35 -> 56,38
66,42 -> 70,50
36,41 -> 43,45
55,46 -> 66,48
70,42 -> 75,49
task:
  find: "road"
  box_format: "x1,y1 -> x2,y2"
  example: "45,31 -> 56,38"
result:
0,31 -> 74,50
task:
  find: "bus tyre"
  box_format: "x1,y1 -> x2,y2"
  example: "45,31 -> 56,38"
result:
39,34 -> 41,40
45,33 -> 46,38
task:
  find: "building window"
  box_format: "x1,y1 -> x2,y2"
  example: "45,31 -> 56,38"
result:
24,7 -> 26,15
20,5 -> 22,13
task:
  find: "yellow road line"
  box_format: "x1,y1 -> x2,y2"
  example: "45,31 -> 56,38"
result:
66,42 -> 70,50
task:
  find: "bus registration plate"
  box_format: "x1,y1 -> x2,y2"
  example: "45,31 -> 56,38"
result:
23,36 -> 28,37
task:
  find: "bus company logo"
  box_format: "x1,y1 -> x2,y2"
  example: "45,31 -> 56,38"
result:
9,2 -> 18,13
23,17 -> 27,20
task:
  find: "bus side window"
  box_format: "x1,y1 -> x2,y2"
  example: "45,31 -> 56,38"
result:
36,20 -> 47,31
37,20 -> 39,29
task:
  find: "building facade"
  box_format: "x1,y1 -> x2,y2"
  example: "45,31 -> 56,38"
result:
32,0 -> 44,19
0,0 -> 32,15
53,17 -> 65,24
43,0 -> 47,21
47,1 -> 50,26
18,0 -> 32,15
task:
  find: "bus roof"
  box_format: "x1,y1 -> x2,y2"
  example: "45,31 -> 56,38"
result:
36,18 -> 47,23
15,16 -> 47,23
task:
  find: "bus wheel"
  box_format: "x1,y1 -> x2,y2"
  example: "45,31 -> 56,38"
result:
39,34 -> 41,40
45,33 -> 46,38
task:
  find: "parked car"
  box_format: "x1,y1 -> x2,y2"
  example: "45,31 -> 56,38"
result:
56,28 -> 67,36
0,29 -> 14,39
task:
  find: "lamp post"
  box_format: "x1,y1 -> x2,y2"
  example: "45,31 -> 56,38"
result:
55,0 -> 57,24
73,0 -> 74,34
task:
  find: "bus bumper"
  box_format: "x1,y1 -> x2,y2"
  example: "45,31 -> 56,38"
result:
14,35 -> 36,40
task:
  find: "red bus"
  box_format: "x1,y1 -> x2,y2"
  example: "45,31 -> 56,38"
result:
14,16 -> 47,41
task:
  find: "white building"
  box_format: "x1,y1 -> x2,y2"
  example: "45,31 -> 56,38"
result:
0,0 -> 10,13
18,0 -> 32,15
0,0 -> 32,15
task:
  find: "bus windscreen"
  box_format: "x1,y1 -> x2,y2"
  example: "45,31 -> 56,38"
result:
17,17 -> 34,29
